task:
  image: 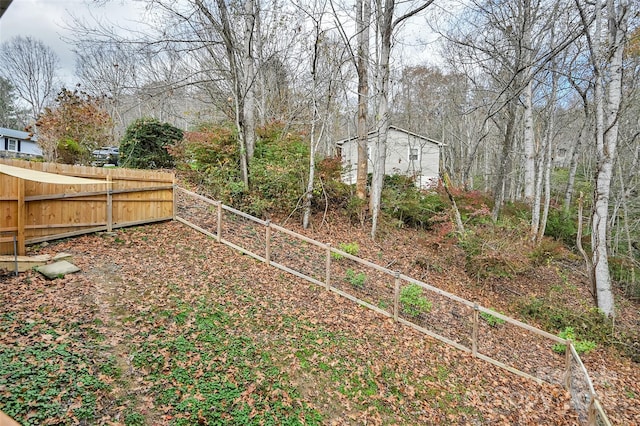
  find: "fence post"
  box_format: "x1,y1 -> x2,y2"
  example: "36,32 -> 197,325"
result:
472,304 -> 479,356
587,394 -> 597,426
564,340 -> 572,391
13,233 -> 18,276
393,273 -> 400,322
325,243 -> 331,290
172,178 -> 177,220
216,202 -> 222,243
17,178 -> 25,255
106,175 -> 113,232
265,220 -> 271,266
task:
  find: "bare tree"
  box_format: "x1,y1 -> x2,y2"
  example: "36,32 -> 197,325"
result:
0,36 -> 60,122
576,0 -> 631,317
369,0 -> 436,238
355,0 -> 372,203
437,0 -> 582,221
74,43 -> 138,137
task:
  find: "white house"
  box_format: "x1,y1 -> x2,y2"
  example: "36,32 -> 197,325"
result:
0,127 -> 42,159
337,126 -> 443,189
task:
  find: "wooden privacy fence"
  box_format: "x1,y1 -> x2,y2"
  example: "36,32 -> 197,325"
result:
175,186 -> 610,426
0,159 -> 174,255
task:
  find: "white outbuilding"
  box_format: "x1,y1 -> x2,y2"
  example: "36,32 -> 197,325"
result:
337,126 -> 443,189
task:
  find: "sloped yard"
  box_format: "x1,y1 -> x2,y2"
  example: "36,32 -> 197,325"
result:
0,221 -> 634,425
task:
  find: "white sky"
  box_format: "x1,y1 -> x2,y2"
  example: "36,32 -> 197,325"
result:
0,0 -> 443,87
0,0 -> 143,85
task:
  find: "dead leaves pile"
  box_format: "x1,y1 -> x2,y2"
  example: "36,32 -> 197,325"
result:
0,220 -> 637,425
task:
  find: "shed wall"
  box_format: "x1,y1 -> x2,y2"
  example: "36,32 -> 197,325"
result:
340,128 -> 440,188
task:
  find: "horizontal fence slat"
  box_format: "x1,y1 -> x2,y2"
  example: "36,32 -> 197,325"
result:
220,238 -> 266,263
175,216 -> 217,239
26,226 -> 108,244
26,222 -> 107,230
25,191 -> 107,202
113,217 -> 173,229
221,204 -> 267,225
113,198 -> 173,203
270,223 -> 329,249
328,285 -> 394,318
476,305 -> 567,343
333,248 -> 397,275
111,185 -> 173,194
177,187 -> 220,206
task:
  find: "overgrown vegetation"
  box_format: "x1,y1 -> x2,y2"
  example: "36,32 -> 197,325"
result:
380,175 -> 447,229
120,117 -> 183,169
544,207 -> 581,248
400,284 -> 432,318
175,122 -> 310,217
0,313 -> 112,424
131,299 -> 322,425
345,268 -> 366,288
517,296 -> 639,361
609,256 -> 640,299
331,242 -> 359,260
552,327 -> 597,355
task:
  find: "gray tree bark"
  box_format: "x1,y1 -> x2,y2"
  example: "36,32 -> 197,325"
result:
577,0 -> 630,317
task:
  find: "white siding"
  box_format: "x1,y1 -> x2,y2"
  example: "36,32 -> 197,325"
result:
19,140 -> 43,156
339,128 -> 440,189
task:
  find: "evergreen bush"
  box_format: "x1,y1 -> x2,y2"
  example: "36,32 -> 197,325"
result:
544,207 -> 580,247
120,118 -> 183,169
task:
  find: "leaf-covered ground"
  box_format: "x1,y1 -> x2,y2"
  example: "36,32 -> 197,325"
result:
0,220 -> 637,425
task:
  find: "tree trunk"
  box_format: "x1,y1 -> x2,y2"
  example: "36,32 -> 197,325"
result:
491,100 -> 517,222
370,0 -> 394,239
243,0 -> 256,161
523,77 -> 535,202
356,0 -> 371,202
563,120 -> 587,213
584,0 -> 629,317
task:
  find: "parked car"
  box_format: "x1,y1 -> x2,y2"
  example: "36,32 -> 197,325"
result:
92,146 -> 119,166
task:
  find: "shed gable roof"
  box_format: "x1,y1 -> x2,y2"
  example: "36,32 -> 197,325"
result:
336,125 -> 443,147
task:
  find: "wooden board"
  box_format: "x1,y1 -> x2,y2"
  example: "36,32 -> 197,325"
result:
0,254 -> 51,272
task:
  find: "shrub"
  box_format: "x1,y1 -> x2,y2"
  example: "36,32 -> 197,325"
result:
609,256 -> 640,298
345,268 -> 366,289
120,118 -> 183,169
552,327 -> 597,355
529,238 -> 566,266
57,137 -> 85,165
544,208 -> 580,247
380,175 -> 447,229
480,310 -> 506,327
453,190 -> 493,225
518,298 -> 614,350
332,242 -> 359,260
400,284 -> 432,318
176,121 -> 311,217
178,125 -> 238,172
